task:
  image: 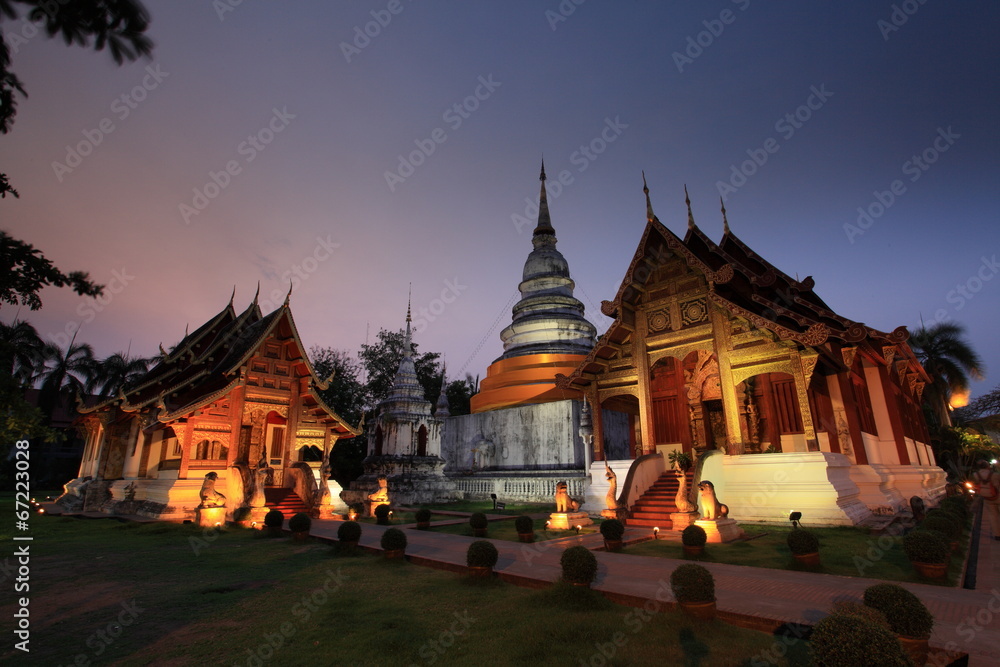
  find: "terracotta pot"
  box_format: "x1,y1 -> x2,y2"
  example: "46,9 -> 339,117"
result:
604,539 -> 623,552
568,580 -> 591,588
678,600 -> 717,621
383,549 -> 405,559
468,566 -> 493,578
339,539 -> 358,552
473,528 -> 488,538
911,561 -> 947,579
416,521 -> 430,530
683,545 -> 704,557
898,634 -> 930,667
792,552 -> 820,567
518,533 -> 534,543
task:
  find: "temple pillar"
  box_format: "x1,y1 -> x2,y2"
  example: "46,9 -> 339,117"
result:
177,422 -> 193,479
589,392 -> 605,461
633,327 -> 655,455
792,352 -> 819,452
710,307 -> 743,454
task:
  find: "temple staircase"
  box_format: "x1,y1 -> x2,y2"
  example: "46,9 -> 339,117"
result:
627,470 -> 696,529
264,488 -> 310,518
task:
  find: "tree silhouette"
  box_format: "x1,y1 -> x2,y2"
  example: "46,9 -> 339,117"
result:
1,230 -> 104,310
910,322 -> 985,428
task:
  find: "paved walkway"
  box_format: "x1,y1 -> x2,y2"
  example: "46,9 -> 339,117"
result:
308,508 -> 1000,667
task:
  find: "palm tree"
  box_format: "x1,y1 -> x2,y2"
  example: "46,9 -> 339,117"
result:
909,322 -> 985,428
0,319 -> 46,386
36,339 -> 96,418
87,352 -> 152,398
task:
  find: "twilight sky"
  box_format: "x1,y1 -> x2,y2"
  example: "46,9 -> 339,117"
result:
2,1 -> 998,399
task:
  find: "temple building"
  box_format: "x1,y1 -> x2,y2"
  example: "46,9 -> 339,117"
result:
57,289 -> 359,521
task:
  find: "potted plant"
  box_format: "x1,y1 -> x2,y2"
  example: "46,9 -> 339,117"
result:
347,503 -> 363,521
374,503 -> 392,526
670,563 -> 715,620
903,529 -> 950,578
514,515 -> 534,543
380,527 -> 408,559
288,512 -> 311,542
921,513 -> 961,550
232,506 -> 252,528
786,528 -> 820,567
682,524 -> 707,557
809,612 -> 911,667
469,512 -> 488,537
668,449 -> 693,471
263,509 -> 284,538
560,545 -> 598,587
415,507 -> 432,530
466,540 -> 499,577
337,520 -> 362,553
600,518 -> 625,552
863,583 -> 934,667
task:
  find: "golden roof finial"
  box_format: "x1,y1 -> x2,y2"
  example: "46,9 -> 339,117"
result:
720,197 -> 730,235
684,185 -> 695,230
643,171 -> 655,223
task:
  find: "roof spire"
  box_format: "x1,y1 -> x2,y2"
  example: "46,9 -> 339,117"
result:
534,158 -> 555,238
252,281 -> 260,306
684,185 -> 695,230
404,284 -> 413,357
720,197 -> 730,235
228,285 -> 236,307
283,280 -> 292,307
642,171 -> 655,222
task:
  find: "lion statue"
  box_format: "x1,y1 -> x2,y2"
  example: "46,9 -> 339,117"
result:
697,480 -> 728,521
198,471 -> 227,508
604,462 -> 619,511
368,476 -> 390,517
554,481 -> 580,513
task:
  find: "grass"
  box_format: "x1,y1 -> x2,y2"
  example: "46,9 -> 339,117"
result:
1,500 -> 797,666
626,523 -> 970,586
425,517 -> 603,542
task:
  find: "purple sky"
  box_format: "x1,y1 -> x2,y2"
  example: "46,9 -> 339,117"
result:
2,1 -> 998,399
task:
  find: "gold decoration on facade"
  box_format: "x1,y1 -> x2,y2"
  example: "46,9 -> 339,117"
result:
648,309 -> 670,332
841,346 -> 858,370
680,298 -> 708,327
882,346 -> 896,367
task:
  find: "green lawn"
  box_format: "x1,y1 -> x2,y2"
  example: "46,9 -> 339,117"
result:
626,523 -> 970,586
1,504 -> 798,666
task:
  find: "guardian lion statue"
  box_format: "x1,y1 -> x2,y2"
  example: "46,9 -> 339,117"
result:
198,471 -> 227,508
554,481 -> 580,513
697,480 -> 728,521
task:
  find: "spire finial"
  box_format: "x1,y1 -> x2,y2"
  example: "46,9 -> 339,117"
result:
229,285 -> 236,307
642,171 -> 655,223
283,280 -> 292,307
720,197 -> 730,235
404,284 -> 413,357
185,322 -> 189,337
534,159 -> 554,238
684,185 -> 695,230
252,281 -> 260,306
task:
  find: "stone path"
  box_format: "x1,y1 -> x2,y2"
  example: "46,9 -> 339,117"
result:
308,508 -> 1000,666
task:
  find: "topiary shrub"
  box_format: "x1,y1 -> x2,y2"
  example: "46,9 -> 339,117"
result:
380,527 -> 408,552
514,515 -> 534,534
903,529 -> 949,564
469,512 -> 488,530
600,519 -> 625,541
863,583 -> 934,639
938,497 -> 969,522
264,509 -> 284,528
415,508 -> 432,524
288,512 -> 311,533
466,540 -> 499,568
682,524 -> 707,547
921,514 -> 960,542
809,613 -> 911,667
337,520 -> 362,543
786,528 -> 819,555
561,545 -> 598,585
670,563 -> 715,603
830,601 -> 890,630
374,503 -> 391,525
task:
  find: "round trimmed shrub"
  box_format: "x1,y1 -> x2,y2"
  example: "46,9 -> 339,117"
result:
466,540 -> 499,568
469,512 -> 488,530
374,503 -> 391,525
682,524 -> 707,547
830,601 -> 890,630
600,519 -> 625,541
380,527 -> 407,552
863,583 -> 934,639
670,563 -> 714,603
288,512 -> 311,533
903,529 -> 949,564
786,528 -> 819,555
561,545 -> 598,585
940,496 -> 969,517
415,508 -> 432,523
921,514 -> 960,541
809,613 -> 910,667
264,509 -> 284,528
337,520 -> 362,543
514,515 -> 534,534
